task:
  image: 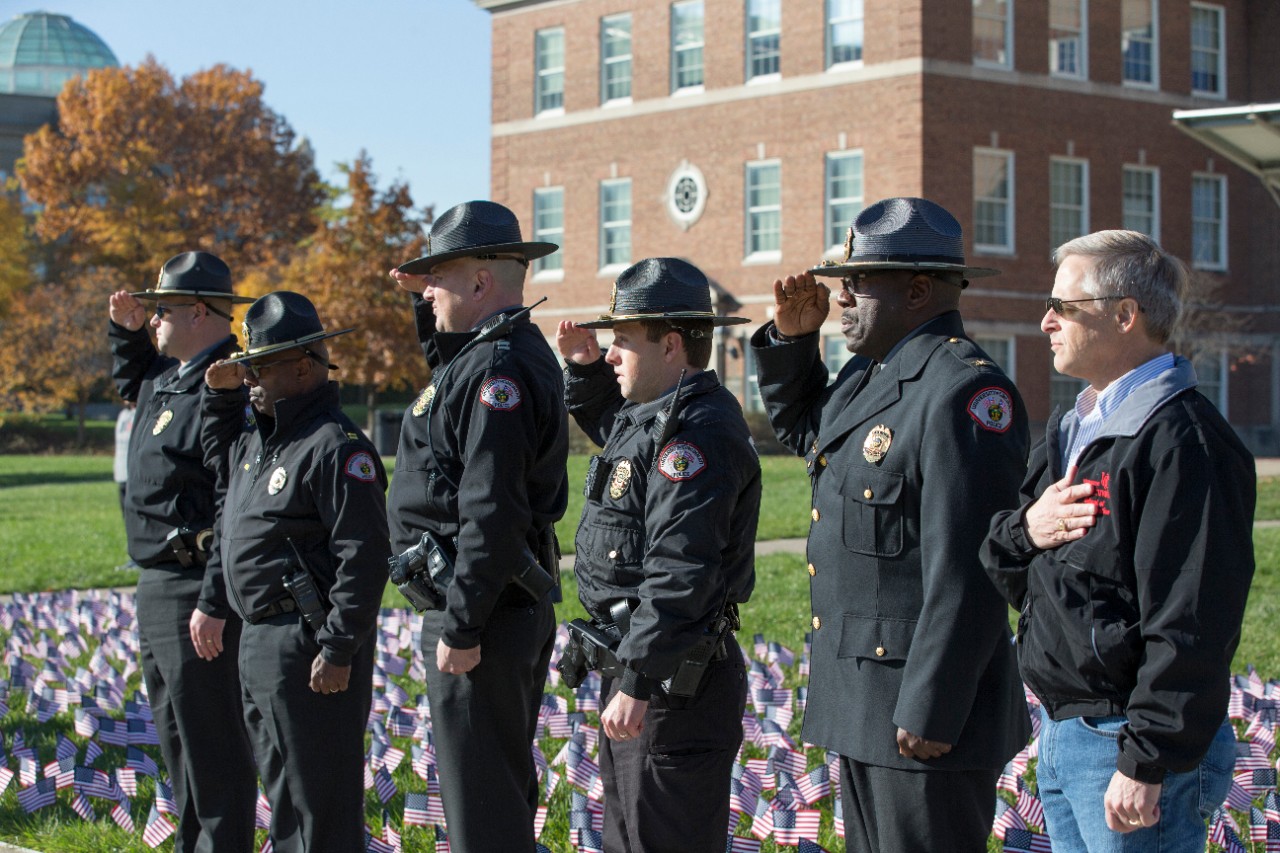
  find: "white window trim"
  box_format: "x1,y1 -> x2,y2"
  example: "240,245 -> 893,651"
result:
670,0 -> 705,95
599,178 -> 632,274
600,13 -> 633,107
745,0 -> 782,82
825,0 -> 864,72
531,187 -> 564,283
974,147 -> 1016,256
1049,156 -> 1090,249
1191,172 -> 1228,272
1190,2 -> 1226,99
1121,0 -> 1159,90
1122,164 -> 1161,244
1194,347 -> 1230,416
973,0 -> 1014,70
1049,0 -> 1088,80
824,149 -> 864,258
973,335 -> 1017,383
744,158 -> 782,263
534,27 -> 566,117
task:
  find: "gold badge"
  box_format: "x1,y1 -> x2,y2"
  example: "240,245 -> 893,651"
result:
267,466 -> 288,495
862,424 -> 893,464
843,226 -> 855,262
152,409 -> 173,436
411,384 -> 436,417
609,459 -> 632,500
608,282 -> 619,314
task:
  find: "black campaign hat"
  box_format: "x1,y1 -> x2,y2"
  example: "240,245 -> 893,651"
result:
810,197 -> 1000,281
397,200 -> 558,276
222,291 -> 354,364
131,251 -> 255,304
578,258 -> 750,329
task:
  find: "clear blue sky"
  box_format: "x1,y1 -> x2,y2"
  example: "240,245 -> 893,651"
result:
8,0 -> 494,213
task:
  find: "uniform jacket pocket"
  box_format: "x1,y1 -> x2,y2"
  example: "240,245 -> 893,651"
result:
836,613 -> 916,662
837,466 -> 904,557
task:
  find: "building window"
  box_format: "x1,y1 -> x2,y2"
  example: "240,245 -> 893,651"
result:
746,0 -> 781,81
1050,368 -> 1087,414
671,1 -> 705,92
974,148 -> 1014,254
1191,173 -> 1227,271
600,14 -> 632,104
824,151 -> 864,254
535,27 -> 565,115
973,0 -> 1012,69
1049,0 -> 1086,78
974,335 -> 1016,381
599,179 -> 632,271
1193,347 -> 1228,414
1050,158 -> 1089,250
1121,0 -> 1157,87
532,187 -> 564,278
824,337 -> 854,380
1190,4 -> 1225,97
1122,166 -> 1160,241
826,0 -> 864,68
745,160 -> 781,259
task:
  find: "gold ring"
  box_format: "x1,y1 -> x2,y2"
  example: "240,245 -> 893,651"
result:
1056,518 -> 1068,532
1128,819 -> 1141,826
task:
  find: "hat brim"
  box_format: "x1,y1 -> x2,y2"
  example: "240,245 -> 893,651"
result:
222,328 -> 356,364
809,260 -> 1001,279
577,312 -> 751,329
131,288 -> 256,304
397,241 -> 559,276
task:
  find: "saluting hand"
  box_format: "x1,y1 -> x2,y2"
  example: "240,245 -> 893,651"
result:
556,321 -> 601,365
1024,464 -> 1097,550
772,272 -> 831,338
109,290 -> 147,331
205,359 -> 246,391
310,654 -> 351,694
389,267 -> 427,294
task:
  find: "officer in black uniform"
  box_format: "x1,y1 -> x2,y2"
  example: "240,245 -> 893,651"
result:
201,292 -> 390,853
387,200 -> 569,853
750,198 -> 1030,853
556,257 -> 761,853
108,252 -> 257,853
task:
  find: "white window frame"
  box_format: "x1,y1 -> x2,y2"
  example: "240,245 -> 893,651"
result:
1049,157 -> 1090,250
745,0 -> 781,82
600,13 -> 633,106
824,150 -> 864,256
1191,173 -> 1228,271
1193,346 -> 1229,415
973,148 -> 1015,256
670,1 -> 705,94
744,159 -> 782,263
599,178 -> 632,273
824,336 -> 854,381
531,187 -> 564,281
825,0 -> 864,70
973,335 -> 1017,383
1122,165 -> 1160,243
973,0 -> 1013,70
1049,0 -> 1088,79
1121,0 -> 1159,89
1050,368 -> 1088,414
1190,3 -> 1226,98
534,27 -> 565,116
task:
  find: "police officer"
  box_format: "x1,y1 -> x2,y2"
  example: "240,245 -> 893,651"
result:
108,252 -> 257,853
751,198 -> 1030,852
202,292 -> 390,853
387,200 -> 569,852
556,257 -> 760,853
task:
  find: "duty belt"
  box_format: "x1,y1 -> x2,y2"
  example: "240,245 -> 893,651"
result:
245,596 -> 297,625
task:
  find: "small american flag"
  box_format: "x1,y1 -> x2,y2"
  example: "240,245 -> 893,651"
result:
74,765 -> 121,801
155,780 -> 179,817
727,835 -> 762,852
142,803 -> 176,848
533,804 -> 548,839
256,789 -> 273,829
796,840 -> 831,853
70,791 -> 96,822
373,766 -> 398,803
434,826 -> 451,853
382,810 -> 402,853
576,828 -> 605,852
16,777 -> 56,813
771,806 -> 822,846
110,799 -> 135,832
363,827 -> 394,853
116,766 -> 139,798
126,746 -> 159,778
403,792 -> 430,827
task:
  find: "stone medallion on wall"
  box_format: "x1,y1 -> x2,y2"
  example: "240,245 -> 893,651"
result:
665,161 -> 707,231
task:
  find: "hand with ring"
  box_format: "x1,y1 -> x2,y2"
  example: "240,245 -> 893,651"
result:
1024,464 -> 1098,550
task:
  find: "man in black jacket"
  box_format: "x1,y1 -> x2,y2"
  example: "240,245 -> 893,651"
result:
981,230 -> 1254,853
108,252 -> 257,853
202,291 -> 390,853
751,198 -> 1030,852
387,200 -> 569,853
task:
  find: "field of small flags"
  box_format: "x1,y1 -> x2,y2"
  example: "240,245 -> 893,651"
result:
2,588 -> 1280,852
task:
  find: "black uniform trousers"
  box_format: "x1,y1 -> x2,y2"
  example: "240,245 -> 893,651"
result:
239,612 -> 374,853
839,756 -> 1000,853
135,565 -> 257,853
599,643 -> 747,853
421,596 -> 555,853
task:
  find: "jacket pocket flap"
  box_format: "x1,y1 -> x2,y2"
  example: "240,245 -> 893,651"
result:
837,613 -> 916,661
836,467 -> 904,506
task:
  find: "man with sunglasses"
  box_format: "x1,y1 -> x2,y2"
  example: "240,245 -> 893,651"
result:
108,251 -> 258,853
981,230 -> 1255,853
750,198 -> 1030,852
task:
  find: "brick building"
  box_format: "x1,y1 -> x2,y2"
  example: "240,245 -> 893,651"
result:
474,0 -> 1280,451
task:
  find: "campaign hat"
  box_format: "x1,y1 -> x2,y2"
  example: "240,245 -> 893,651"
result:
131,251 -> 254,303
397,200 -> 558,276
222,291 -> 354,364
577,257 -> 750,329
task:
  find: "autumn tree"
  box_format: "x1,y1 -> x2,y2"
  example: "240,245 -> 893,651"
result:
0,185 -> 34,315
18,58 -> 324,285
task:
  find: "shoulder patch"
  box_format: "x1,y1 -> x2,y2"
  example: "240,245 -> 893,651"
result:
479,376 -> 522,411
657,441 -> 707,482
345,450 -> 377,482
967,387 -> 1014,433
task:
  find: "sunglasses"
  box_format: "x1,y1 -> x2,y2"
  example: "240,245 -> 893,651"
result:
244,347 -> 337,379
1044,295 -> 1128,316
153,302 -> 199,319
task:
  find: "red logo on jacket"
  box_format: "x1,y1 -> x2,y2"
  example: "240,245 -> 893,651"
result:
1083,471 -> 1111,516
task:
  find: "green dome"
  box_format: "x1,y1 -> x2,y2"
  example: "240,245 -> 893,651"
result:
0,11 -> 118,97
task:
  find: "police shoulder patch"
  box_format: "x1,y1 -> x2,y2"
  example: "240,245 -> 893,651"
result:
479,376 -> 522,411
345,450 -> 377,483
967,387 -> 1014,433
657,441 -> 707,482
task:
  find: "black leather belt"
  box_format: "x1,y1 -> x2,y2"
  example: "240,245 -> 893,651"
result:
246,596 -> 297,624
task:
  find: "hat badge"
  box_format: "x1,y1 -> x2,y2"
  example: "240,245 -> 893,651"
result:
843,226 -> 855,263
863,424 -> 893,464
608,283 -> 619,314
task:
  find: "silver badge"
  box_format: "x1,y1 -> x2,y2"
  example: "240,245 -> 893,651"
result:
267,466 -> 288,495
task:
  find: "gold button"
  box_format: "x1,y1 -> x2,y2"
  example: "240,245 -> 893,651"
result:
948,337 -> 960,343
811,508 -> 820,522
817,455 -> 827,467
807,563 -> 816,577
863,489 -> 873,499
812,616 -> 821,630
608,550 -> 618,559
875,646 -> 886,657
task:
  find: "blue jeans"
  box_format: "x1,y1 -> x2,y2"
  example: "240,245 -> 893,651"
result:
1036,708 -> 1235,853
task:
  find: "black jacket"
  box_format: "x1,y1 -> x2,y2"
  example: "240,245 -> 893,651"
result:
566,361 -> 760,699
752,311 -> 1031,770
201,381 -> 390,667
982,357 -> 1255,783
387,296 -> 569,649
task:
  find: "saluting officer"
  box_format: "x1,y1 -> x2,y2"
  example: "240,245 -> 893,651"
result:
202,292 -> 390,853
108,252 -> 258,853
556,258 -> 760,853
387,200 -> 569,852
751,198 -> 1031,852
